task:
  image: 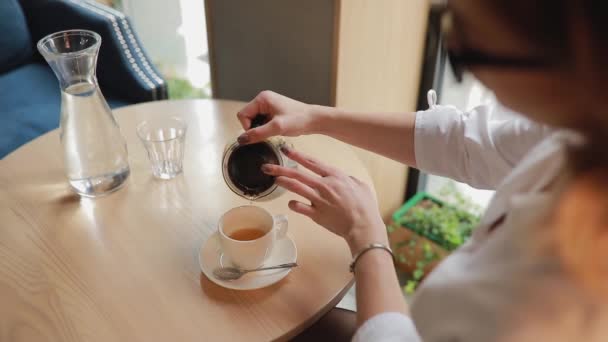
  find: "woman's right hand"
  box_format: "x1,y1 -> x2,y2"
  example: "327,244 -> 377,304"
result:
236,91 -> 327,144
261,146 -> 388,255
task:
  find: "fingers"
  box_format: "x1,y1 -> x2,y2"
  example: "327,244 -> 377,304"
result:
237,99 -> 262,130
275,176 -> 320,202
288,200 -> 316,217
236,90 -> 274,130
262,164 -> 323,189
239,120 -> 282,145
281,147 -> 338,177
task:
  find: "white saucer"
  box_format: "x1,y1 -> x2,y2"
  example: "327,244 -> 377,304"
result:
199,232 -> 298,290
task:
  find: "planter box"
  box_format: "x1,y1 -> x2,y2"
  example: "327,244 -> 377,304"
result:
388,192 -> 451,275
392,192 -> 449,245
388,224 -> 448,274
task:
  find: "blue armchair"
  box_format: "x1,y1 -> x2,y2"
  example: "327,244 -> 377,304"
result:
0,0 -> 168,159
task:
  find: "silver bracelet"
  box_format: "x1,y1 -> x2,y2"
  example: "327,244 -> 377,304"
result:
349,243 -> 394,273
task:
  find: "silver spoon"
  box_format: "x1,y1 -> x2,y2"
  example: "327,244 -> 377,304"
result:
213,262 -> 298,281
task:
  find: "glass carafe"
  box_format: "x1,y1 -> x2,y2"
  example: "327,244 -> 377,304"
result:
38,30 -> 130,197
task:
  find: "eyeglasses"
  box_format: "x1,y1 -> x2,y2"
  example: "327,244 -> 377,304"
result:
441,9 -> 551,82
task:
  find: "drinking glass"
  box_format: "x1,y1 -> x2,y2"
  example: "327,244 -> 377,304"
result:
137,118 -> 187,179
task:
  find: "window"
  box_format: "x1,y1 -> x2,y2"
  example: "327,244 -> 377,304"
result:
112,0 -> 211,99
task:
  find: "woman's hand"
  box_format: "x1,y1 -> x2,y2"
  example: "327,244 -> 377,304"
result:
261,147 -> 388,254
236,91 -> 328,144
266,147 -> 409,324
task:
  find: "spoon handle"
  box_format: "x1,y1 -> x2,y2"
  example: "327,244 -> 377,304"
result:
244,262 -> 298,273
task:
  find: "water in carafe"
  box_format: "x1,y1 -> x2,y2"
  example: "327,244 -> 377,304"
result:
61,83 -> 129,196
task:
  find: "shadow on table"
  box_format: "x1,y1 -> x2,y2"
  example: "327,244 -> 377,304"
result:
199,272 -> 291,303
4,176 -> 79,206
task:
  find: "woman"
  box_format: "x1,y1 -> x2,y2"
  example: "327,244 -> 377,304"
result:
237,0 -> 608,340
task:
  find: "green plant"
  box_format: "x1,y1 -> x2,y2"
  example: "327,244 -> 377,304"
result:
167,78 -> 208,100
111,0 -> 123,10
392,182 -> 481,294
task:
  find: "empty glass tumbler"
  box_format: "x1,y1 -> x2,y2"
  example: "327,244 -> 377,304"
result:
137,118 -> 187,179
38,30 -> 130,197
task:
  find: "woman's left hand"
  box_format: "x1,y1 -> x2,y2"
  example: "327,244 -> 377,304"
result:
261,147 -> 388,254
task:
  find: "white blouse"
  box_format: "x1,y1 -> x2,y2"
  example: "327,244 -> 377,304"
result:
353,103 -> 606,341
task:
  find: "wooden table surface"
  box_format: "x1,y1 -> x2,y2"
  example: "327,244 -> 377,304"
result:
0,99 -> 372,341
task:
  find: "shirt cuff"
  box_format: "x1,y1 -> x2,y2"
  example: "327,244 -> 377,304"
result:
414,105 -> 461,175
352,312 -> 421,342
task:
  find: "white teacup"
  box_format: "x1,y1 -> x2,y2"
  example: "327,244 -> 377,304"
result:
218,205 -> 288,269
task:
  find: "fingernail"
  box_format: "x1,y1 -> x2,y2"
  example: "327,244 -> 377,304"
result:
261,164 -> 273,174
280,145 -> 291,154
237,134 -> 250,145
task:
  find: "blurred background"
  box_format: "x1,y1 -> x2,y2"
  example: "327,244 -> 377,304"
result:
99,0 -> 212,99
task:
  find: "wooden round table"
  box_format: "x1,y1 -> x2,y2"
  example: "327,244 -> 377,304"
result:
0,99 -> 372,341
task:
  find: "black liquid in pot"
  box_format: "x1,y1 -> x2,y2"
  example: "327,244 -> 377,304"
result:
227,141 -> 280,197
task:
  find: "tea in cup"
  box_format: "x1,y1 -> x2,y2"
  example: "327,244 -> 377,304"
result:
218,205 -> 288,269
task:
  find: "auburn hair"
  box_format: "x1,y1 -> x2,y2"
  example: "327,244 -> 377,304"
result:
483,0 -> 608,295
